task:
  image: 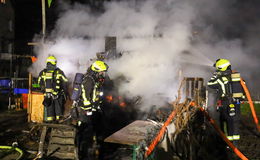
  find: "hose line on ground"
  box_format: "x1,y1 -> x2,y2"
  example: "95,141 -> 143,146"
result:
0,145 -> 24,160
199,106 -> 248,160
240,78 -> 260,132
144,110 -> 177,158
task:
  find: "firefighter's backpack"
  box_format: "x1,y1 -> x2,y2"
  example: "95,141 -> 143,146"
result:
44,68 -> 63,93
231,72 -> 245,99
71,73 -> 84,101
44,69 -> 56,93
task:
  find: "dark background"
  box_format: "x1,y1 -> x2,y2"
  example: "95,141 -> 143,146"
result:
11,0 -> 260,54
12,0 -> 108,55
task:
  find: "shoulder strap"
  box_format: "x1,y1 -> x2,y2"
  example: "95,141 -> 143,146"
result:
83,73 -> 95,84
52,68 -> 60,80
43,68 -> 47,74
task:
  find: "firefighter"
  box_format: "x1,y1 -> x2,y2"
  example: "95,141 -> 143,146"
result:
208,59 -> 244,146
72,60 -> 108,159
38,55 -> 68,123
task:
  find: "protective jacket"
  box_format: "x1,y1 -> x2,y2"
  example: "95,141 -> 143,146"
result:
79,70 -> 105,113
208,70 -> 232,98
38,66 -> 68,96
207,70 -> 244,100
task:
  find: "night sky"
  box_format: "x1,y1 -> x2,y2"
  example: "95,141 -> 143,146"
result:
11,0 -> 40,53
12,0 -> 105,53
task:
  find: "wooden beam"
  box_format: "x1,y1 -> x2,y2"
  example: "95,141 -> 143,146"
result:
27,42 -> 40,46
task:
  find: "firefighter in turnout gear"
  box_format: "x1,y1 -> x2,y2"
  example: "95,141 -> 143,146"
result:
71,60 -> 108,159
38,56 -> 68,123
208,59 -> 245,146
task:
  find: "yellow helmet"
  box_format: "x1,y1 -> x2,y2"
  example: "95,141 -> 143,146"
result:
46,56 -> 57,65
214,59 -> 231,71
91,60 -> 108,72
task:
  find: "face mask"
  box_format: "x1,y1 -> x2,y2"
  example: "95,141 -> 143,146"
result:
46,63 -> 56,70
97,72 -> 105,83
98,72 -> 106,77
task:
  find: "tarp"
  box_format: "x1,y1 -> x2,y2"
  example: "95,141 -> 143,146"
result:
14,88 -> 29,94
0,79 -> 10,88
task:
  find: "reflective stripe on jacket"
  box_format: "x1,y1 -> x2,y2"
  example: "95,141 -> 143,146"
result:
207,71 -> 232,98
38,68 -> 68,95
80,74 -> 103,109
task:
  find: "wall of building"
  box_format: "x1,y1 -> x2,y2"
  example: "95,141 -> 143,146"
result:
0,0 -> 14,53
0,0 -> 15,77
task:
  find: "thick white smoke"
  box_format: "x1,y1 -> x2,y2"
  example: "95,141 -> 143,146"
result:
29,38 -> 103,81
29,0 -> 259,110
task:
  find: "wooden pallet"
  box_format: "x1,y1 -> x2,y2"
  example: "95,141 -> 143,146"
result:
37,123 -> 78,160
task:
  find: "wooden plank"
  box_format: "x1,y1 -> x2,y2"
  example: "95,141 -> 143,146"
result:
38,123 -> 75,129
104,120 -> 156,145
186,80 -> 190,98
47,127 -> 77,159
38,126 -> 47,158
50,152 -> 75,159
48,144 -> 75,152
50,137 -> 74,145
27,73 -> 32,122
191,80 -> 194,98
30,93 -> 44,123
51,128 -> 75,138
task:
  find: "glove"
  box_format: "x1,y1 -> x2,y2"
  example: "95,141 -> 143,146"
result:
72,101 -> 78,107
229,104 -> 236,116
213,71 -> 221,78
43,96 -> 52,106
92,104 -> 101,112
70,107 -> 79,120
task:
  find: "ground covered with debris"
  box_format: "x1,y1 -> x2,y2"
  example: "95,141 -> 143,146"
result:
0,106 -> 259,160
170,107 -> 260,160
238,114 -> 260,159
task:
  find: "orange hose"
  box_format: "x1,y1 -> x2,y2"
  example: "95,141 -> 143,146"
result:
199,107 -> 248,160
144,110 -> 176,158
240,78 -> 260,132
145,100 -> 249,159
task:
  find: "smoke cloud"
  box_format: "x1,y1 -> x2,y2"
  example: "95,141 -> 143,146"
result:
29,0 -> 260,110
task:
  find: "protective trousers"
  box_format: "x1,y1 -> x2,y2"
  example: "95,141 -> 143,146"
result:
219,100 -> 240,143
76,112 -> 102,160
45,95 -> 64,121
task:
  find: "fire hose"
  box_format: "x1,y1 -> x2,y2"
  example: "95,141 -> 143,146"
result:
0,145 -> 24,160
144,102 -> 196,158
144,101 -> 249,160
144,78 -> 257,159
240,78 -> 260,132
199,106 -> 248,160
144,110 -> 177,158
